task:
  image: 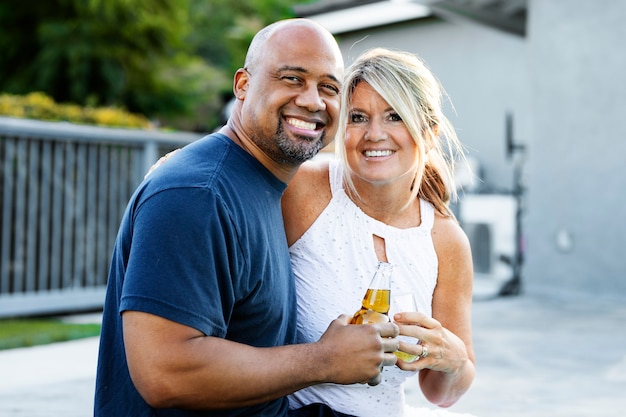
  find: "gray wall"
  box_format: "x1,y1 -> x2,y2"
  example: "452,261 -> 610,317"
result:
332,1 -> 626,299
526,0 -> 626,297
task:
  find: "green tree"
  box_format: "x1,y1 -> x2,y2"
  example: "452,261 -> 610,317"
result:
0,0 -> 304,131
188,0 -> 301,74
0,0 -> 223,129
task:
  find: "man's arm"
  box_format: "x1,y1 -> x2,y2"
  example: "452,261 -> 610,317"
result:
124,310 -> 398,410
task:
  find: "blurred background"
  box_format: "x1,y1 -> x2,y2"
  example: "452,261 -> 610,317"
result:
1,0 -> 625,318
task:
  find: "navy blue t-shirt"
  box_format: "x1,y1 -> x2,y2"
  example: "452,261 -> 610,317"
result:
95,133 -> 297,416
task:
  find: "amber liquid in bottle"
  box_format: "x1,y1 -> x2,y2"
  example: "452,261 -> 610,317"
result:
350,262 -> 393,324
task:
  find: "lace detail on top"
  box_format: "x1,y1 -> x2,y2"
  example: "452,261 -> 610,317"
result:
288,160 -> 438,417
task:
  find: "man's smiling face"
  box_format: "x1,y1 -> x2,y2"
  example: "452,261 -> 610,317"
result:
239,23 -> 344,165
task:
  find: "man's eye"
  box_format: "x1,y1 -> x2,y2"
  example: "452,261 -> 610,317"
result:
321,84 -> 340,95
282,76 -> 302,84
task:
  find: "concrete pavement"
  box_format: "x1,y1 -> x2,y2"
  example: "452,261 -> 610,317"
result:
1,293 -> 625,416
407,293 -> 626,417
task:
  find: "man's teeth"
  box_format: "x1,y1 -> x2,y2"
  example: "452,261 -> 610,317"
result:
364,150 -> 393,157
287,118 -> 316,131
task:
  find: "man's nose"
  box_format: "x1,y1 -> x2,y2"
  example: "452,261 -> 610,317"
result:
295,85 -> 326,112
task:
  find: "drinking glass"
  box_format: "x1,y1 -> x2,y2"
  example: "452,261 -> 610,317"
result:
390,293 -> 420,362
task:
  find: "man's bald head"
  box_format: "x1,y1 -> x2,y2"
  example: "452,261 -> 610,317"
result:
225,18 -> 344,176
244,19 -> 339,72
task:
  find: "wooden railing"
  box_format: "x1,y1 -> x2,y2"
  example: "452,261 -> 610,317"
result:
0,116 -> 201,317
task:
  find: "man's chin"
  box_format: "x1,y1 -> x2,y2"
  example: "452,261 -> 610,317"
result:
279,136 -> 324,163
291,144 -> 323,162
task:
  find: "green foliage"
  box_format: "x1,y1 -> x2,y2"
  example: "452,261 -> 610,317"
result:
0,318 -> 101,350
0,0 -> 302,131
0,92 -> 152,128
188,0 -> 299,75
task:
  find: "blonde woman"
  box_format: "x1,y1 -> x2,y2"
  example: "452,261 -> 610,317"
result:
283,48 -> 476,417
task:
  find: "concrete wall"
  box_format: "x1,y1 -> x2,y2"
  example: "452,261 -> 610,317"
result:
526,0 -> 626,297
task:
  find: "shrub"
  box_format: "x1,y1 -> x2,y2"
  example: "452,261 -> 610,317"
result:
0,92 -> 152,129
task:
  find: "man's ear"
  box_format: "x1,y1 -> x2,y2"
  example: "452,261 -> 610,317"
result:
233,69 -> 249,100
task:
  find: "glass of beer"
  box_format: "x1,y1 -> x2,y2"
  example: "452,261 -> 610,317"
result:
390,293 -> 420,362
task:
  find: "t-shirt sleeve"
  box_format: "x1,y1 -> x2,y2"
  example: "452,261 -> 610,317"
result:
120,187 -> 242,338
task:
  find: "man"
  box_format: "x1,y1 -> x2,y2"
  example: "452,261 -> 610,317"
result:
94,18 -> 399,417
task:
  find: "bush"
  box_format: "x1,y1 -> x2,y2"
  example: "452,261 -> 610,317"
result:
0,92 -> 152,129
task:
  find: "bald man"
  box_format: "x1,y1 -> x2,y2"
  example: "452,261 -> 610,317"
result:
94,19 -> 398,417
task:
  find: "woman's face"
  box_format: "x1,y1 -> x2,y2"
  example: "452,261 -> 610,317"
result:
344,81 -> 419,188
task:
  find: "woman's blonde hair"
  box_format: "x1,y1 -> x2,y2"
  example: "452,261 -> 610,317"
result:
336,48 -> 467,216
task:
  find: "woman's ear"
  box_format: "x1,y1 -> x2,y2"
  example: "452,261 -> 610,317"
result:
431,123 -> 440,137
426,124 -> 439,152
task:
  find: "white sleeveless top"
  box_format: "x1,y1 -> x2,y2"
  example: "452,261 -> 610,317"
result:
288,160 -> 438,417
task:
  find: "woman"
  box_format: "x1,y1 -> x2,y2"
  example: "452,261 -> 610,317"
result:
283,48 -> 476,417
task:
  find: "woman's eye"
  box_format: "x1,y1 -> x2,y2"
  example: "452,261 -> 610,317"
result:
349,112 -> 366,123
388,112 -> 403,122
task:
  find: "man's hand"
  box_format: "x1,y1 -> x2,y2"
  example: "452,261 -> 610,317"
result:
315,315 -> 399,386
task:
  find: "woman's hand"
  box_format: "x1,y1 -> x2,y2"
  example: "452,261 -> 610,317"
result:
393,312 -> 469,374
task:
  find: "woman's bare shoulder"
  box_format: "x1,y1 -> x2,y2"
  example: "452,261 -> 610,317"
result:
282,160 -> 332,245
285,160 -> 330,199
431,212 -> 471,257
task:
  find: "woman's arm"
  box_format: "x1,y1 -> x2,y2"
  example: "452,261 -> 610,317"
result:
395,214 -> 475,407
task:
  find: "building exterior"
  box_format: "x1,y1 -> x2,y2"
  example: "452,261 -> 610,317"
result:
296,0 -> 626,299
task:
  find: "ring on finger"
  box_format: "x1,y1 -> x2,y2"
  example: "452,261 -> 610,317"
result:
420,344 -> 429,359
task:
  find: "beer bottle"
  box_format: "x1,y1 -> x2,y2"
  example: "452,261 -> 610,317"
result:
350,261 -> 393,324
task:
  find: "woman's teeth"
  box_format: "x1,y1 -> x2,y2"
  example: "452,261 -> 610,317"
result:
364,150 -> 393,157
